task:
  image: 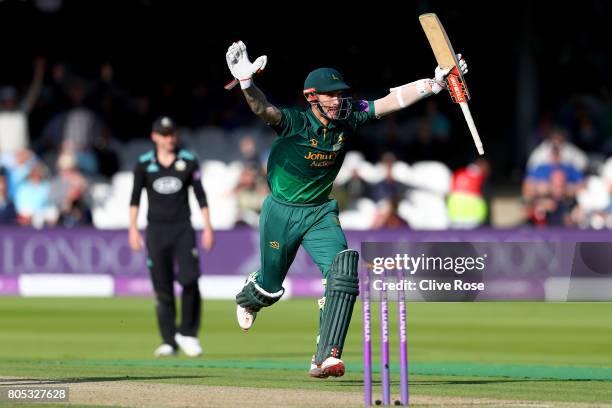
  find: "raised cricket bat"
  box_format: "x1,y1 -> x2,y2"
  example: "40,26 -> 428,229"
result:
419,13 -> 484,155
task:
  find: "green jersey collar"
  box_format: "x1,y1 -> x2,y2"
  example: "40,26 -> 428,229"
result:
306,107 -> 340,135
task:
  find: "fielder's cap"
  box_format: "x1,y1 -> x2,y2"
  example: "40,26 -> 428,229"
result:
152,115 -> 177,135
303,68 -> 350,94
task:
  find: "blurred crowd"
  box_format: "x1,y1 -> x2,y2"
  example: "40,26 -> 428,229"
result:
0,57 -> 466,230
522,91 -> 612,229
0,58 -> 119,227
1,58 -> 612,230
0,57 -> 246,228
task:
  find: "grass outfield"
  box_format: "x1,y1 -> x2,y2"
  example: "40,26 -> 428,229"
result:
1,297 -> 612,406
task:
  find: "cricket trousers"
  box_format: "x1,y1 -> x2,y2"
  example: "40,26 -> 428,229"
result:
255,195 -> 348,292
145,220 -> 201,346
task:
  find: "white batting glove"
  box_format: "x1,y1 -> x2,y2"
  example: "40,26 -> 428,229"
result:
225,41 -> 267,89
431,53 -> 468,94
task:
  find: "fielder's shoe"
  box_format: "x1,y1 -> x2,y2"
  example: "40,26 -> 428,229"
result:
309,356 -> 345,378
175,333 -> 203,357
153,344 -> 177,357
236,305 -> 257,331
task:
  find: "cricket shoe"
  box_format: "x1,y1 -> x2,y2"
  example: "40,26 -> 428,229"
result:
175,333 -> 203,357
309,356 -> 345,378
308,355 -> 323,377
236,305 -> 257,331
153,344 -> 177,357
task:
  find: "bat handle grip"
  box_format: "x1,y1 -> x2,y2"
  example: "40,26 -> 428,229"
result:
224,79 -> 239,90
459,102 -> 484,155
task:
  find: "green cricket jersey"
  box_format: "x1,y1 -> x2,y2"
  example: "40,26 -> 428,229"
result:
267,100 -> 377,204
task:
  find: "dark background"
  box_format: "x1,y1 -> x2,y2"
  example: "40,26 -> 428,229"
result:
0,0 -> 610,185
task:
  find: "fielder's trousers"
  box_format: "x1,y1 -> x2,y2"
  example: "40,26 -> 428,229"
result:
146,220 -> 201,346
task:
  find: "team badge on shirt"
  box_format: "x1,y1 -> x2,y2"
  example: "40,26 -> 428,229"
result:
332,133 -> 345,151
310,138 -> 318,147
175,159 -> 186,171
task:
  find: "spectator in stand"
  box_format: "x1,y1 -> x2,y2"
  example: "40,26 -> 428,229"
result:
0,57 -> 46,154
37,79 -> 106,176
233,162 -> 269,227
56,189 -> 93,227
14,161 -> 55,227
447,158 -> 491,228
371,152 -> 405,202
527,126 -> 588,173
572,156 -> 612,229
333,168 -> 370,211
0,167 -> 17,224
523,145 -> 584,202
238,135 -> 262,170
528,169 -> 577,227
49,153 -> 92,227
233,135 -> 269,226
372,195 -> 408,229
5,149 -> 37,199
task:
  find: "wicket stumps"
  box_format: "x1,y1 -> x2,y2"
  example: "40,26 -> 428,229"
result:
362,268 -> 409,406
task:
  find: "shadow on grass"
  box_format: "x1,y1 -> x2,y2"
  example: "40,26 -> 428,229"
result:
0,375 -> 211,386
214,352 -> 307,359
330,378 -> 604,387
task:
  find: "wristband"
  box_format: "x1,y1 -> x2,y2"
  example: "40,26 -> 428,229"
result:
240,78 -> 253,89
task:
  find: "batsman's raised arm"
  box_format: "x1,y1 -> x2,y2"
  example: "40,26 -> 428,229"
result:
242,85 -> 281,126
226,41 -> 281,125
374,54 -> 467,117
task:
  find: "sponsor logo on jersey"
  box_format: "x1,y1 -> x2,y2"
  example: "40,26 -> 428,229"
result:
304,151 -> 338,167
153,176 -> 183,194
269,241 -> 280,250
304,151 -> 338,161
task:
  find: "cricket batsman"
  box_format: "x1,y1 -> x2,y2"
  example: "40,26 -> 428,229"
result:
226,41 -> 467,378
